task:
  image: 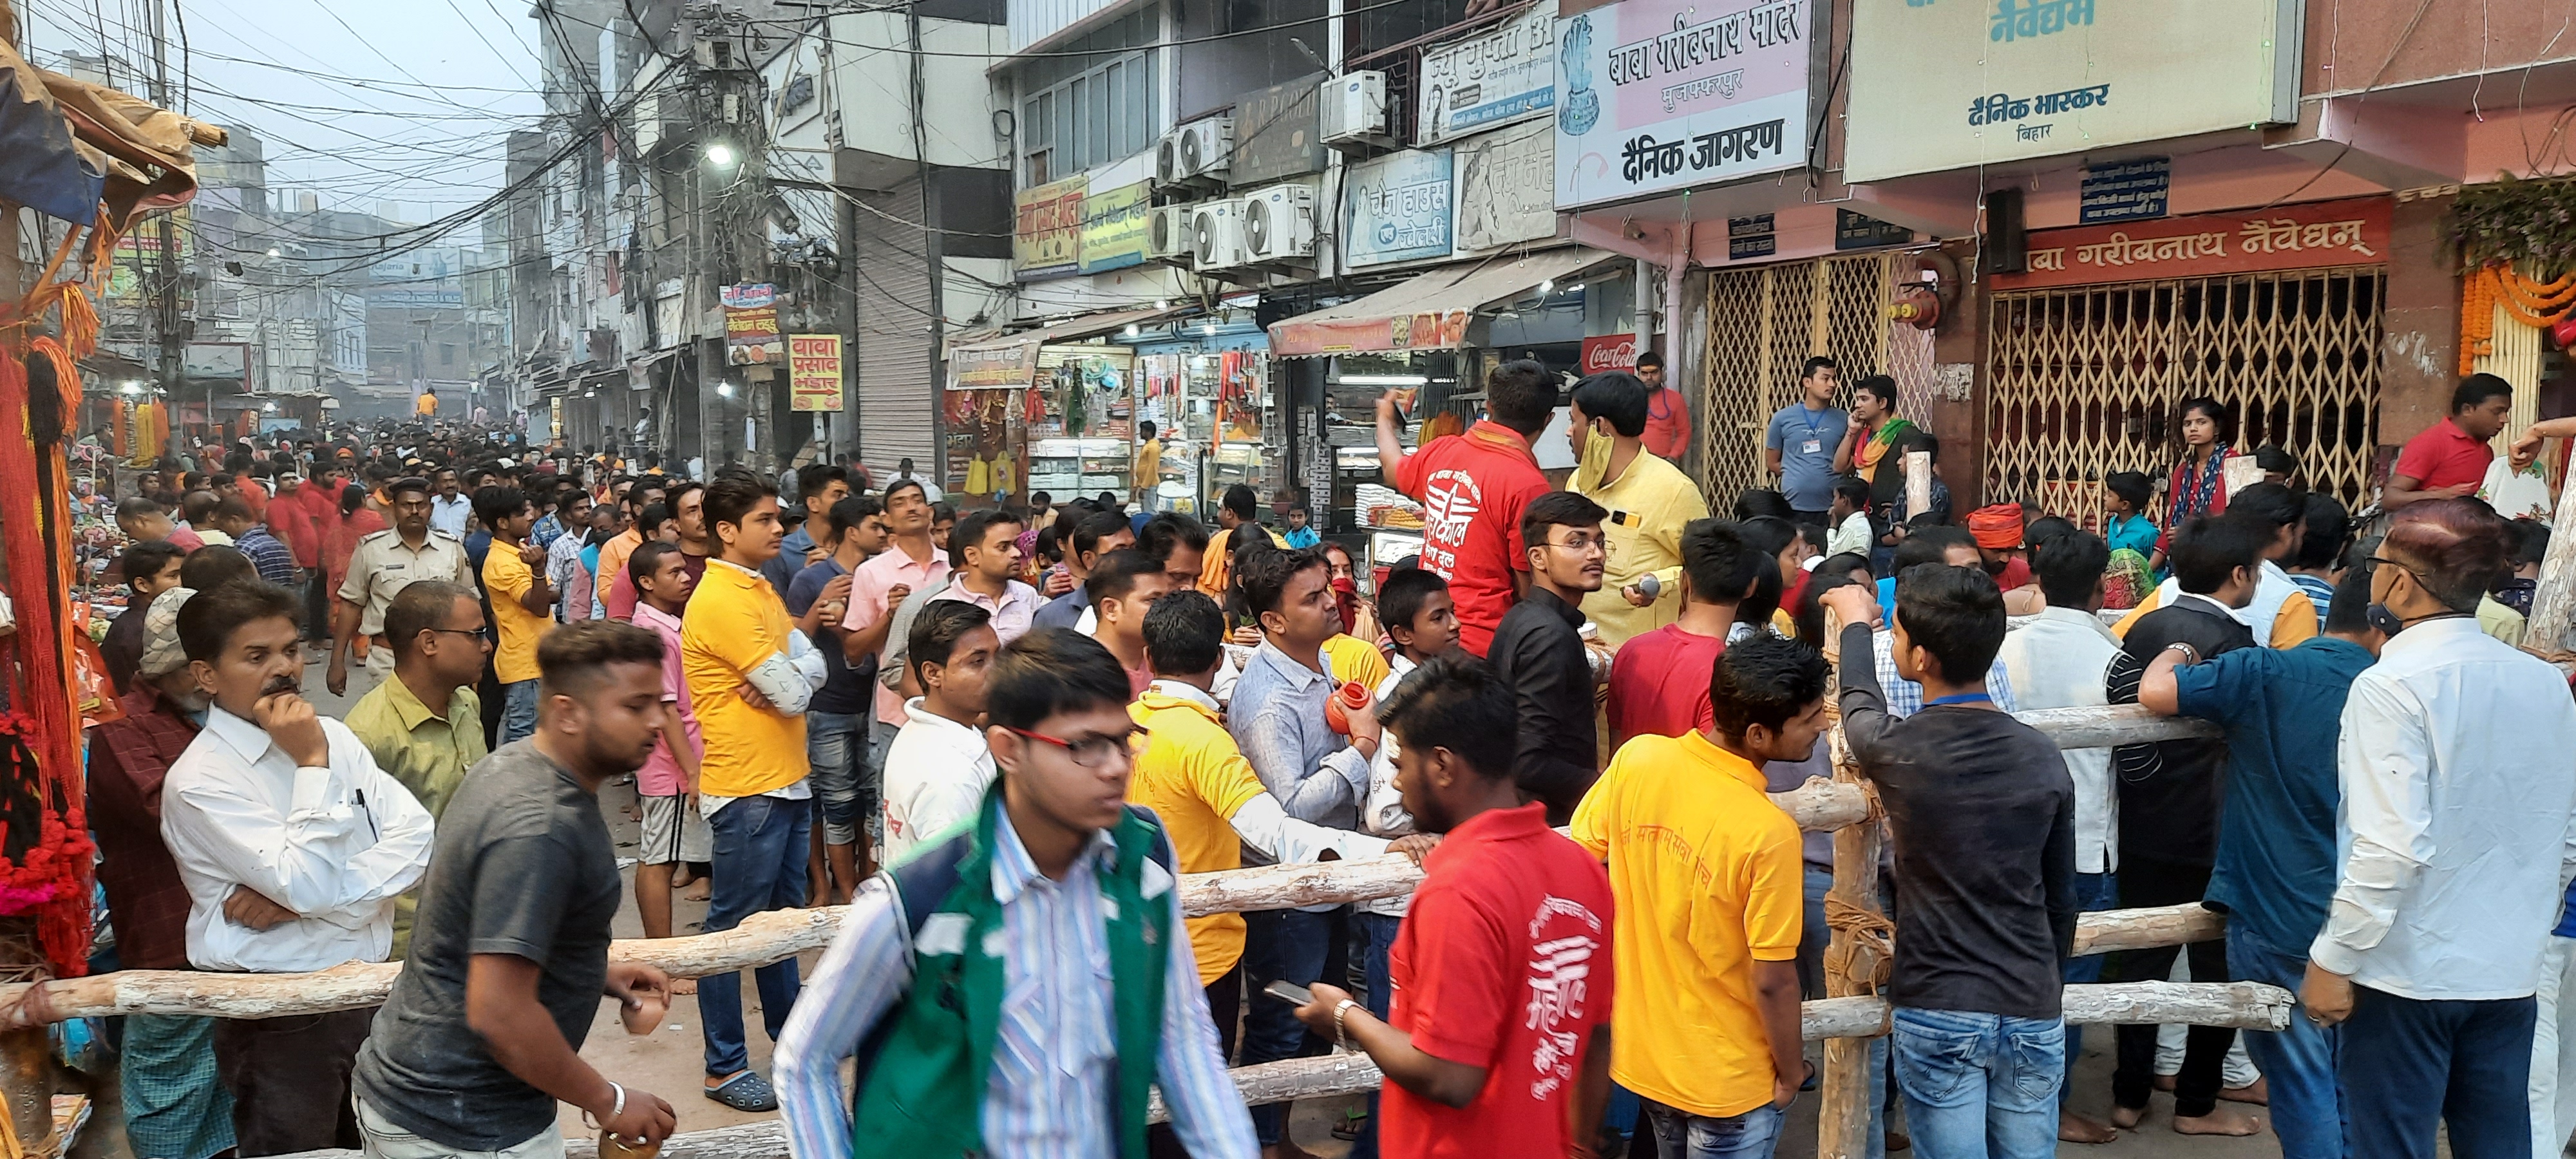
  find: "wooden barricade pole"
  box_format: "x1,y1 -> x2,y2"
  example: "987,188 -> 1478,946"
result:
1816,611 -> 1886,1159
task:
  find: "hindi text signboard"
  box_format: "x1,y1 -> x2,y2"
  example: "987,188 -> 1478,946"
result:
1553,0 -> 1812,210
1988,196 -> 2390,291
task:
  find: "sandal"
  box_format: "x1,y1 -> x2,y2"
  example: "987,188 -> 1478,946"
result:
705,1070 -> 780,1112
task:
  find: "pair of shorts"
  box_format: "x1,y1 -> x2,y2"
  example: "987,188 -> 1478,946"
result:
639,793 -> 712,865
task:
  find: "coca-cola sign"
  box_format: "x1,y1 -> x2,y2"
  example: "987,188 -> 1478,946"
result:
1581,333 -> 1638,374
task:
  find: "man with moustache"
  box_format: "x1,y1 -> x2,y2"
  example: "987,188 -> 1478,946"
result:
160,581 -> 439,1154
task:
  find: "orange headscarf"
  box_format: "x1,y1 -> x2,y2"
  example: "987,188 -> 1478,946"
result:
1966,504 -> 2023,551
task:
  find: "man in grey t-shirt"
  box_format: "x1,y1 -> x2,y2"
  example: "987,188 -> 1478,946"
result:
1763,355 -> 1847,521
352,622 -> 680,1157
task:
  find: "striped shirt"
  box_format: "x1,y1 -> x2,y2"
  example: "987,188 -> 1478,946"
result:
233,525 -> 299,587
772,809 -> 1256,1159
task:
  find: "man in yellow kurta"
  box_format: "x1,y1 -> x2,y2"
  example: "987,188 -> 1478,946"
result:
680,477 -> 822,1113
1570,372 -> 1712,646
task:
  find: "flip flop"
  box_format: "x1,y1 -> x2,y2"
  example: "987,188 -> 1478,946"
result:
705,1071 -> 780,1112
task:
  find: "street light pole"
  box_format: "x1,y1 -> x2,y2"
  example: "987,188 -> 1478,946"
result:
148,0 -> 184,463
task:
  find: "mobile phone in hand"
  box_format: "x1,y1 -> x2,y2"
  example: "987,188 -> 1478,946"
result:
1262,980 -> 1314,1006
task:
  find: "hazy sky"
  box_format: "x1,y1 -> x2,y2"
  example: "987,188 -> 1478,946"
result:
19,0 -> 546,231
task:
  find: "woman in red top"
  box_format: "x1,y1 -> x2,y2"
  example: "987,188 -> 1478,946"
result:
325,482 -> 385,598
2155,396 -> 2232,571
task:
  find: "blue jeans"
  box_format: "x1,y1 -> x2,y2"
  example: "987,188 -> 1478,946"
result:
2228,923 -> 2345,1159
1641,1098 -> 1784,1159
1889,1006 -> 2065,1159
1348,910 -> 1403,1159
1240,907 -> 1347,1145
806,711 -> 867,847
2058,871 -> 2119,1102
2342,985 -> 2535,1159
498,679 -> 538,745
1797,863 -> 1834,999
699,793 -> 812,1077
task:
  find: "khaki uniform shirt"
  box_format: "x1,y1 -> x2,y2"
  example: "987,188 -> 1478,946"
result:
344,674 -> 488,961
337,529 -> 476,636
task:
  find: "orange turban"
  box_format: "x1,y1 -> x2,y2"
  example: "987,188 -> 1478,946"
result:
1967,504 -> 2023,550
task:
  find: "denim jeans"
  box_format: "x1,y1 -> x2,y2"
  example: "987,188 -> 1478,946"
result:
2226,922 -> 2344,1159
2342,984 -> 2536,1159
1347,910 -> 1403,1159
866,718 -> 900,843
1640,1098 -> 1784,1159
698,793 -> 812,1077
806,711 -> 867,847
1796,863 -> 1833,999
497,680 -> 538,746
1889,1006 -> 2065,1159
2058,870 -> 2119,1102
1240,906 -> 1347,1145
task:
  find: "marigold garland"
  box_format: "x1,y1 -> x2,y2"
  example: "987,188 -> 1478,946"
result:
2460,263 -> 2576,374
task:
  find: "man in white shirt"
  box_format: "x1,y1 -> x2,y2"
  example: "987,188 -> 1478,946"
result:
428,467 -> 471,537
880,601 -> 1000,862
888,457 -> 943,504
2303,499 -> 2576,1158
160,580 -> 437,1156
1994,529 -> 2124,1145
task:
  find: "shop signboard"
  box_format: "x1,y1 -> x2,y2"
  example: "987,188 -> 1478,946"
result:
948,335 -> 1043,390
722,283 -> 782,364
1844,0 -> 2299,184
1012,174 -> 1086,279
1988,196 -> 2390,292
1345,149 -> 1456,269
1553,0 -> 1812,210
788,334 -> 844,411
1079,182 -> 1153,274
1833,209 -> 1913,250
1233,73 -> 1328,185
1419,1 -> 1558,147
182,342 -> 249,382
1454,120 -> 1560,256
1581,332 -> 1638,373
1270,310 -> 1472,358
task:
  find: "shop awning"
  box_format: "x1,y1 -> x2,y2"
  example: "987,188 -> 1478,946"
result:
1269,247 -> 1623,359
947,304 -> 1188,389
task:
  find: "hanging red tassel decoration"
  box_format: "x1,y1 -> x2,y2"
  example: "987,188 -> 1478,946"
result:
0,348 -> 96,975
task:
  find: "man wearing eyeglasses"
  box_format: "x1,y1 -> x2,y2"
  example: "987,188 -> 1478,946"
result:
1490,491 -> 1610,825
343,580 -> 492,961
773,628 -> 1256,1159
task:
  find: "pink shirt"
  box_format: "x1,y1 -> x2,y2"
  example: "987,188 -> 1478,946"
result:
847,542 -> 950,724
633,601 -> 703,796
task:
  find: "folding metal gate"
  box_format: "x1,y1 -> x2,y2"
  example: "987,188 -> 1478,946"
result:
1698,252 -> 1935,507
1985,268 -> 2385,513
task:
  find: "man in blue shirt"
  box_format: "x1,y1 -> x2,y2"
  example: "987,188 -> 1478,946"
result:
2136,566 -> 2382,1159
1763,355 -> 1846,523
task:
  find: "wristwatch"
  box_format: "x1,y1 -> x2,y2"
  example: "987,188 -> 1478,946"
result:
2163,641 -> 2201,664
1331,998 -> 1360,1051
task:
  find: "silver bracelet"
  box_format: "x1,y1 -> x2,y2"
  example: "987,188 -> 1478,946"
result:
607,1080 -> 627,1122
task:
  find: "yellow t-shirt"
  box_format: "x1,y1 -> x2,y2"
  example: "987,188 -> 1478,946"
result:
1128,690 -> 1268,984
2111,580 -> 2317,649
1321,634 -> 1390,693
1575,447 -> 1712,647
1134,438 -> 1163,490
681,558 -> 809,798
482,545 -> 545,684
1571,730 -> 1804,1118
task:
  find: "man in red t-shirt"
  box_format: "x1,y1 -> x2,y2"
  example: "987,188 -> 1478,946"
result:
1609,518 -> 1761,746
2386,373 -> 2512,511
1376,360 -> 1558,657
1638,350 -> 1692,462
1294,655 -> 1615,1159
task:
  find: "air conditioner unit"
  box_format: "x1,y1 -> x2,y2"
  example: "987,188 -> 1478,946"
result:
1155,115 -> 1235,188
1241,183 -> 1317,262
1191,200 -> 1249,270
1320,71 -> 1392,150
1147,204 -> 1195,263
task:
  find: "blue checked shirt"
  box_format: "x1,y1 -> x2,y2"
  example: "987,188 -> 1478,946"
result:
772,809 -> 1256,1159
1871,628 -> 2020,717
232,525 -> 298,587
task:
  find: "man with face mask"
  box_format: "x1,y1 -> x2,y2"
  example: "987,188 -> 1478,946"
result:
352,621 -> 681,1159
330,477 -> 476,697
2300,498 -> 2576,1159
1568,372 -> 1710,648
160,581 -> 439,1156
89,589 -> 240,1159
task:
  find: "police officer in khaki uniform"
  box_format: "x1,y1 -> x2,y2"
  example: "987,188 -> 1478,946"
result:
329,476 -> 476,695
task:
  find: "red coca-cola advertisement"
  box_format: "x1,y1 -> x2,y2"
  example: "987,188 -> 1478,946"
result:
1580,334 -> 1638,374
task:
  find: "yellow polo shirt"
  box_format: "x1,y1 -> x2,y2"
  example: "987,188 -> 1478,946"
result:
1128,688 -> 1269,985
1571,730 -> 1804,1118
681,558 -> 808,798
482,543 -> 545,684
1321,633 -> 1390,693
1574,447 -> 1712,647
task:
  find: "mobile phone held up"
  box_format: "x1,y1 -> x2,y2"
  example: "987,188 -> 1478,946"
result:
1262,980 -> 1314,1007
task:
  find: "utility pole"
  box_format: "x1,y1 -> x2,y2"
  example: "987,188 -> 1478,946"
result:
147,0 -> 184,462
